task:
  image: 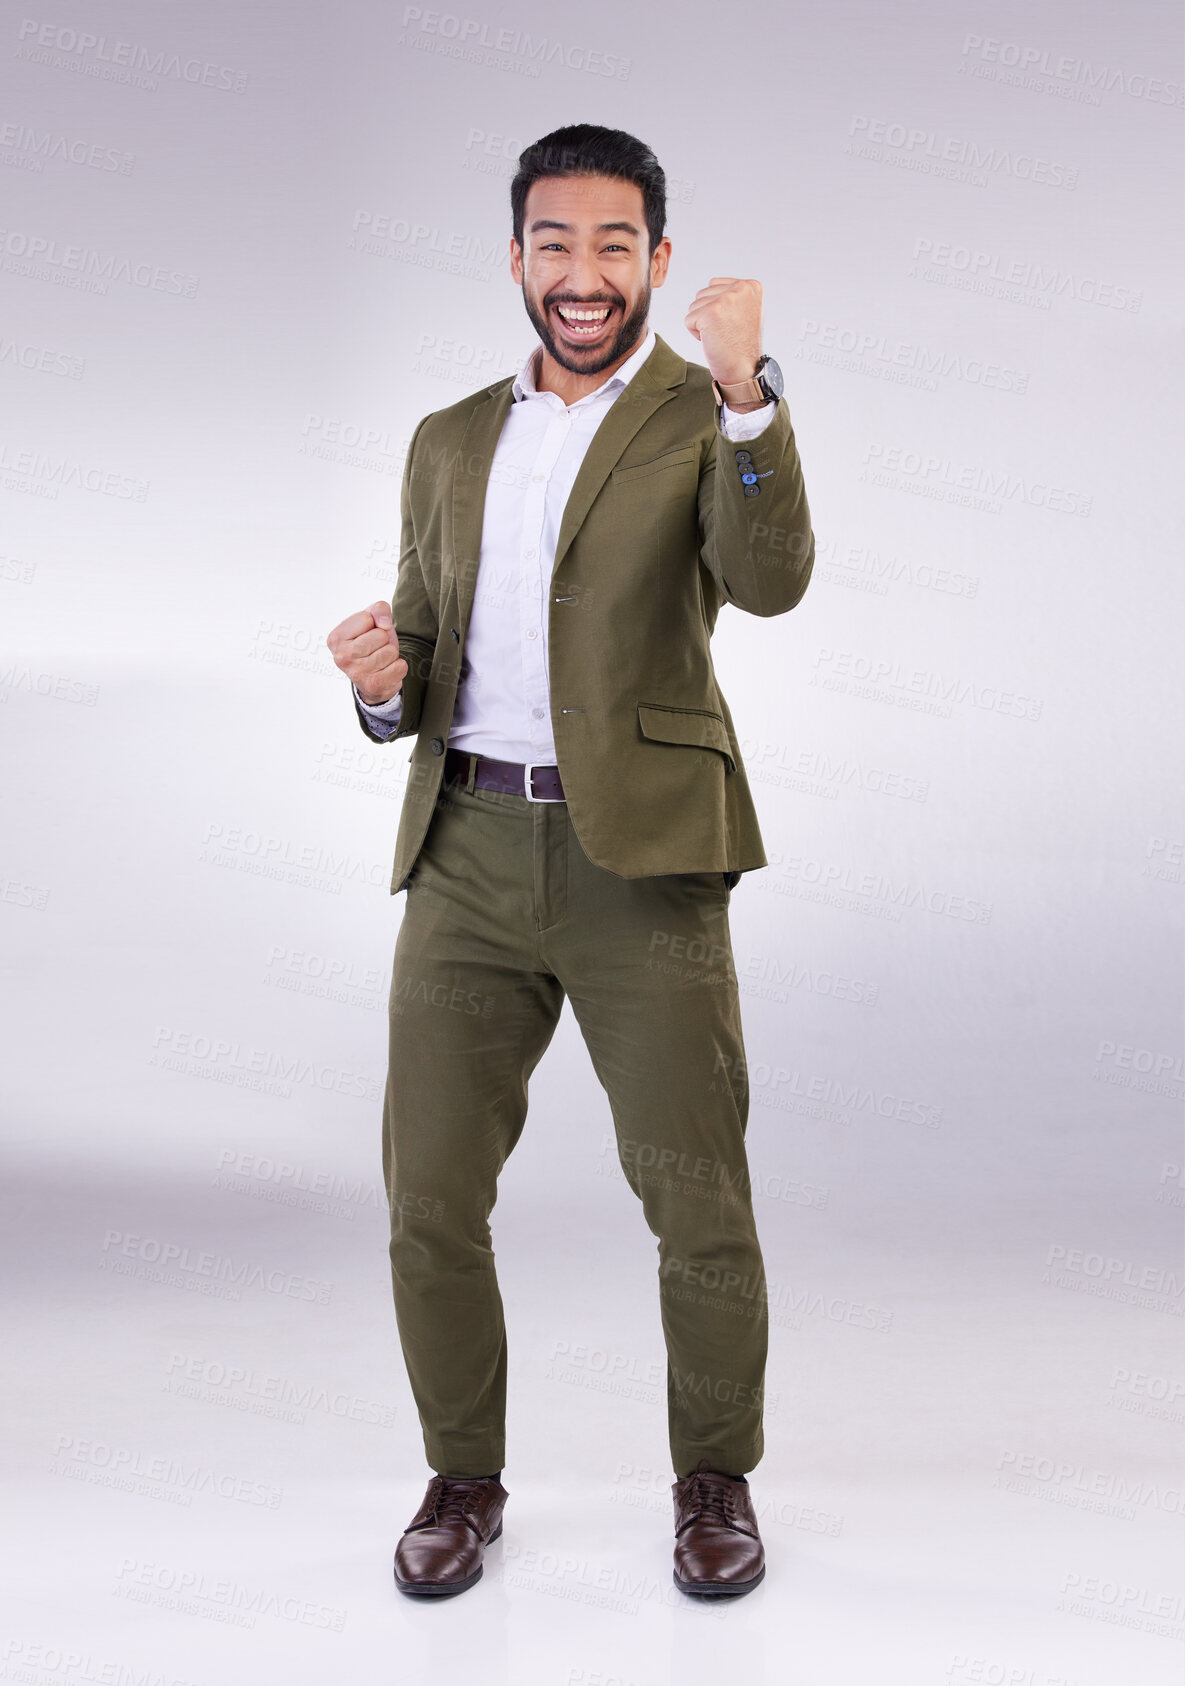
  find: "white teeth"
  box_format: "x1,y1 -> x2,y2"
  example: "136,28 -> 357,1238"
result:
556,305 -> 612,338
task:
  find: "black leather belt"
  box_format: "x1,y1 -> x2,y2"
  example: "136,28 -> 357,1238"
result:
443,746 -> 565,802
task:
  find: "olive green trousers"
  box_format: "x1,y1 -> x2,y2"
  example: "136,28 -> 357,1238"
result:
381,759 -> 768,1479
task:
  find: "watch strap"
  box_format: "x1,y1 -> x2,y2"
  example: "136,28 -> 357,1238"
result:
711,372 -> 767,406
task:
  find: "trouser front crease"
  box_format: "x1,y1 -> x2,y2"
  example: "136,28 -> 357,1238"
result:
381,771 -> 768,1480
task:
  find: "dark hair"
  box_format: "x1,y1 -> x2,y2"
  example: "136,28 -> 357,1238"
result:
511,124 -> 666,256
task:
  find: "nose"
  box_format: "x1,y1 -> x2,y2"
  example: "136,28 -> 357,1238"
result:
562,249 -> 604,299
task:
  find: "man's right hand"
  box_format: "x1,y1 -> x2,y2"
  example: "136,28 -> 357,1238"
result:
326,601 -> 408,705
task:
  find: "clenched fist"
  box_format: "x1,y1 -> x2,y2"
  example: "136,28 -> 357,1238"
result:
326,600 -> 407,705
684,276 -> 764,388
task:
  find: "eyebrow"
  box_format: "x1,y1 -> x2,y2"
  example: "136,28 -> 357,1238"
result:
529,220 -> 640,236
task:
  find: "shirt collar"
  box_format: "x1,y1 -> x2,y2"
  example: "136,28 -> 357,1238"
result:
513,326 -> 657,406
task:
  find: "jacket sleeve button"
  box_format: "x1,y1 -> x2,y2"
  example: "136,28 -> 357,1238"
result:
429,737 -> 444,755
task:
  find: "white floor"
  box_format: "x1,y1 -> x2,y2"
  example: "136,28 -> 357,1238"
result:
5,1101 -> 1181,1686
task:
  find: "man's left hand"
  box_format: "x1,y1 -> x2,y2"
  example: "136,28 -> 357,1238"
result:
685,277 -> 764,385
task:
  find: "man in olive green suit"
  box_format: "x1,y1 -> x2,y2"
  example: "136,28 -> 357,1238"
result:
327,125 -> 814,1600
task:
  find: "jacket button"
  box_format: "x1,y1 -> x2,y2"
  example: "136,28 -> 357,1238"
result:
450,627 -> 459,641
744,485 -> 761,498
429,738 -> 444,755
735,450 -> 751,464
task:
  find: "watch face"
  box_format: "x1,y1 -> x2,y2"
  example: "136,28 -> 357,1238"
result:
759,356 -> 784,400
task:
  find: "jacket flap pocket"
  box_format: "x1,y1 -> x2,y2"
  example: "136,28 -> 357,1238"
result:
637,703 -> 736,772
612,443 -> 698,485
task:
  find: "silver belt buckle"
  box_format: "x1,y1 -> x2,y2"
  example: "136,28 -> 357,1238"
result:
522,761 -> 563,802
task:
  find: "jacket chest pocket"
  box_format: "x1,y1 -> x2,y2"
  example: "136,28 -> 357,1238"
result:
637,702 -> 736,774
611,443 -> 698,486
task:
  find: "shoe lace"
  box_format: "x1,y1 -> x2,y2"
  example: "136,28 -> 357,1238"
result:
424,1476 -> 487,1531
687,1471 -> 736,1526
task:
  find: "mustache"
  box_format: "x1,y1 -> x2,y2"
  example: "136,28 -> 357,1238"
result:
544,292 -> 623,309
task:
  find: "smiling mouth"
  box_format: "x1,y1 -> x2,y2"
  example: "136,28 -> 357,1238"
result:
551,302 -> 617,342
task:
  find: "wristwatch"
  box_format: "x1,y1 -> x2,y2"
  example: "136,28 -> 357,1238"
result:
711,354 -> 784,408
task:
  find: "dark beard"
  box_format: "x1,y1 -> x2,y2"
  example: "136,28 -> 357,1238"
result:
523,282 -> 651,376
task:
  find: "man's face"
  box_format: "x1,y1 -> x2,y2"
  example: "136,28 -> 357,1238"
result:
509,174 -> 671,375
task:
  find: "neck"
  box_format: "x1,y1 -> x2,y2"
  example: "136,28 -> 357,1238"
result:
533,326 -> 649,406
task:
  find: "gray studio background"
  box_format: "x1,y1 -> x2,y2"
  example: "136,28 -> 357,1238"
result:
2,1 -> 1182,1682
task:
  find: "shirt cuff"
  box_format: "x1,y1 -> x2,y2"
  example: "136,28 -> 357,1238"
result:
719,400 -> 776,442
353,682 -> 404,723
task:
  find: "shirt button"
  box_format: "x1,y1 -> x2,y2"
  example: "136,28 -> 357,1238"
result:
531,474 -> 544,485
524,547 -> 537,559
527,629 -> 538,639
531,707 -> 545,719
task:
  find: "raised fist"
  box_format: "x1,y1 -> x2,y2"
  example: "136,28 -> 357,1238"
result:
326,601 -> 407,705
684,276 -> 764,386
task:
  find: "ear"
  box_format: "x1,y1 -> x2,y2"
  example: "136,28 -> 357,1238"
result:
509,237 -> 524,285
649,235 -> 672,290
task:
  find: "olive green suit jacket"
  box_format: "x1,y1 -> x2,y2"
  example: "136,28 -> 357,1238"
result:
356,332 -> 815,894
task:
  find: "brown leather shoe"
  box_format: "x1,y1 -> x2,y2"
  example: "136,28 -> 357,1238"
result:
672,1460 -> 765,1597
393,1474 -> 508,1597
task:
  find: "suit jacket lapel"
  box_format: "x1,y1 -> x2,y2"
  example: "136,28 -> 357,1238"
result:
551,333 -> 686,580
451,377 -> 515,635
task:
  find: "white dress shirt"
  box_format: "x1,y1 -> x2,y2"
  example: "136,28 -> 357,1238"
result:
354,327 -> 774,759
